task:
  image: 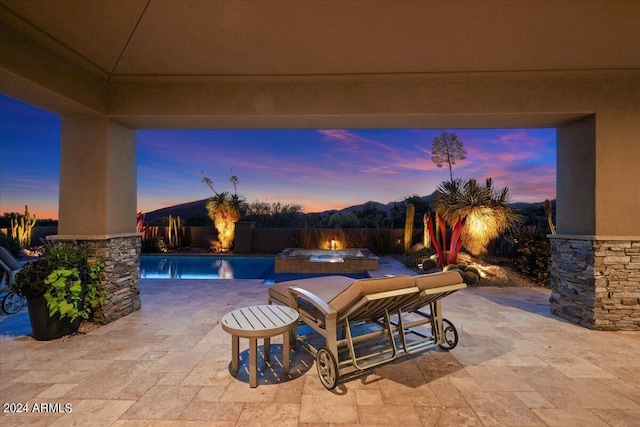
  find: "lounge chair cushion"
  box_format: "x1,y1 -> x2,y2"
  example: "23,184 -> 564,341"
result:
0,246 -> 22,271
412,271 -> 464,291
268,275 -> 355,306
329,275 -> 415,314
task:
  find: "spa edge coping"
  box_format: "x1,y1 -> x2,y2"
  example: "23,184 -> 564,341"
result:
278,248 -> 378,257
548,234 -> 640,241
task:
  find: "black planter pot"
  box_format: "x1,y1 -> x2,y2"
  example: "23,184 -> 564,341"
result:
26,295 -> 81,341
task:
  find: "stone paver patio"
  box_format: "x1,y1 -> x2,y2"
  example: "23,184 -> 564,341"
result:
1,257 -> 639,426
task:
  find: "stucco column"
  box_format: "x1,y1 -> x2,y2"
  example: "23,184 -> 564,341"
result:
54,116 -> 141,322
58,116 -> 136,235
552,113 -> 640,330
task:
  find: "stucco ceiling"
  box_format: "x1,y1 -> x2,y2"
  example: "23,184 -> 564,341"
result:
1,0 -> 639,81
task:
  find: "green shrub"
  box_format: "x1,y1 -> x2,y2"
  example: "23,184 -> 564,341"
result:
141,238 -> 163,253
508,225 -> 551,287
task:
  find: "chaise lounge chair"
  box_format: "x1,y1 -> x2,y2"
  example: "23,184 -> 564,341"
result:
397,271 -> 467,353
0,246 -> 26,314
268,272 -> 466,389
0,246 -> 23,289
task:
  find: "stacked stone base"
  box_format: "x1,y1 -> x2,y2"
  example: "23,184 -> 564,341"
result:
51,234 -> 141,324
550,236 -> 640,331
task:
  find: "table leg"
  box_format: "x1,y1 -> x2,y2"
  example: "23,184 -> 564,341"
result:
231,335 -> 239,374
283,330 -> 290,374
249,337 -> 258,388
264,337 -> 271,361
289,322 -> 297,350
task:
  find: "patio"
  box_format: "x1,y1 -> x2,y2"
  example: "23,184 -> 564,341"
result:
1,257 -> 639,426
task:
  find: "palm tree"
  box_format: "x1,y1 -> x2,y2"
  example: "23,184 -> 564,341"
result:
435,178 -> 521,256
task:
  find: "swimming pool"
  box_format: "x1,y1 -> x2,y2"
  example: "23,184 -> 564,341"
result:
140,255 -> 275,280
139,255 -> 370,283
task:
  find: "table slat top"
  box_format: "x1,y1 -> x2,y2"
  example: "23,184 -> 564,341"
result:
221,305 -> 298,337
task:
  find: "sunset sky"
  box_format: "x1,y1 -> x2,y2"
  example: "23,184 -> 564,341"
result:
1,94 -> 557,220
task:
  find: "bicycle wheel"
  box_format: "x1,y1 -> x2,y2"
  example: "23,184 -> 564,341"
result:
2,291 -> 24,314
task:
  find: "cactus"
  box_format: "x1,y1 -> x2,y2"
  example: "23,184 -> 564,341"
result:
544,199 -> 556,235
167,215 -> 182,248
421,258 -> 438,271
446,263 -> 481,285
10,205 -> 37,248
423,213 -> 431,248
464,266 -> 480,276
404,203 -> 415,253
462,271 -> 480,285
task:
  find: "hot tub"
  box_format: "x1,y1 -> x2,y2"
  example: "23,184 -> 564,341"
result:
275,248 -> 379,274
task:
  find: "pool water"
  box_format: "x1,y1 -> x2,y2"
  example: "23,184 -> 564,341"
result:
140,255 -> 370,283
140,256 -> 274,280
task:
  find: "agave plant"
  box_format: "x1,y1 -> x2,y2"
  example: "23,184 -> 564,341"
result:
435,178 -> 521,256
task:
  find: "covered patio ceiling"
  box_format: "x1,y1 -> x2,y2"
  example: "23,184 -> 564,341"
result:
1,0 -> 638,79
0,1 -> 638,129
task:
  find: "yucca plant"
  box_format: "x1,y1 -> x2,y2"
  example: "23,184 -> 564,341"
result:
435,178 -> 521,256
203,175 -> 247,251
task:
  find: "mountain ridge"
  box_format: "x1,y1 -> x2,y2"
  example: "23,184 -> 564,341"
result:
142,194 -> 549,223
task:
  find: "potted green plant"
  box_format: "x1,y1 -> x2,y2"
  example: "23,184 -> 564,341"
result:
15,243 -> 104,341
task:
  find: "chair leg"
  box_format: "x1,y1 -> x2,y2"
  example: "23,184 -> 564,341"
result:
433,300 -> 445,345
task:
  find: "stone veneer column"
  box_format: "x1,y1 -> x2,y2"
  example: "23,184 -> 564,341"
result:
549,235 -> 640,331
51,234 -> 141,323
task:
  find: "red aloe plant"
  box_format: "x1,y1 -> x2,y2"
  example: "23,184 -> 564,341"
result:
448,216 -> 465,265
426,215 -> 442,264
136,212 -> 150,238
426,213 -> 465,268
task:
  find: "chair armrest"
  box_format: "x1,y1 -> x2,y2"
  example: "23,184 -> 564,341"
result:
289,286 -> 337,317
419,282 -> 467,296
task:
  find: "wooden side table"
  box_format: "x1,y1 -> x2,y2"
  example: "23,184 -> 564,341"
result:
221,304 -> 299,387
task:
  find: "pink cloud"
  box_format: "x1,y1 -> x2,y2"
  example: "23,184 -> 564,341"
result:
318,129 -> 400,155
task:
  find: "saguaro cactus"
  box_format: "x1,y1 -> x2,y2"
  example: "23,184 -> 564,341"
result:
404,203 -> 415,253
167,215 -> 182,248
423,212 -> 431,248
544,199 -> 556,235
10,205 -> 37,248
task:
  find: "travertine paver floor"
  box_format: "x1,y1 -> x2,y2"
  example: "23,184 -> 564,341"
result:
1,256 -> 639,426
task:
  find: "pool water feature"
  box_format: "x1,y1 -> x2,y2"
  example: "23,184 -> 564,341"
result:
275,248 -> 379,274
